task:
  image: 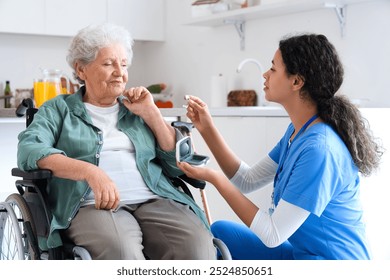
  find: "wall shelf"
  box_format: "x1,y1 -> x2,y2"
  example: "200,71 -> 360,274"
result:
185,0 -> 374,50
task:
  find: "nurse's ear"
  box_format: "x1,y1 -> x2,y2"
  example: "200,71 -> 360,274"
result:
291,75 -> 304,91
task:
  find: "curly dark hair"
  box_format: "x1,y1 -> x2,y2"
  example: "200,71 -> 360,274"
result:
279,34 -> 383,176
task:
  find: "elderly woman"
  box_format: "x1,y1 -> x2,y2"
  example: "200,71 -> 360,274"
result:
17,23 -> 215,260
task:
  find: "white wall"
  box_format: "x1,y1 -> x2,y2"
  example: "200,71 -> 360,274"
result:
0,33 -> 147,103
132,0 -> 390,108
0,120 -> 25,201
358,109 -> 390,260
1,1 -> 389,108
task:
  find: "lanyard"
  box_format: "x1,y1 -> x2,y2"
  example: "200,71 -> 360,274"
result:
269,114 -> 319,215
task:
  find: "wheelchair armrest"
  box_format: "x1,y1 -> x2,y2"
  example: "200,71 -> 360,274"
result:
12,167 -> 52,180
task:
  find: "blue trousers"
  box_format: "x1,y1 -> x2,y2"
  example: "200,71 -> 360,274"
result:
211,220 -> 294,260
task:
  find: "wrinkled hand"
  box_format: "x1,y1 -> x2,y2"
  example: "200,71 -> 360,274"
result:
121,86 -> 156,117
185,95 -> 213,133
85,166 -> 120,210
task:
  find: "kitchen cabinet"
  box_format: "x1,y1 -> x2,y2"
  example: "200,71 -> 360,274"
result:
107,0 -> 165,41
0,0 -> 165,41
0,118 -> 25,202
0,0 -> 45,34
45,0 -> 106,37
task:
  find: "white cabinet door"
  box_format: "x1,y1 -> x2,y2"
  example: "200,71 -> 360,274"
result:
193,116 -> 289,166
0,0 -> 165,39
0,0 -> 45,35
0,120 -> 26,201
107,0 -> 165,41
190,116 -> 290,224
45,0 -> 106,36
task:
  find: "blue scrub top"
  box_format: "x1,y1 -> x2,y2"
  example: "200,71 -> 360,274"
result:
269,122 -> 372,260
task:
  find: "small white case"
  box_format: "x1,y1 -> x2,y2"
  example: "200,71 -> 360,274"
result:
176,136 -> 209,166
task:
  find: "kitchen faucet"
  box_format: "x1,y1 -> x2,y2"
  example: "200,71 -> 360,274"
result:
236,58 -> 266,106
237,58 -> 263,74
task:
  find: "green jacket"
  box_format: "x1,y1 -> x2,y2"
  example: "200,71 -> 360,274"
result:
17,87 -> 208,249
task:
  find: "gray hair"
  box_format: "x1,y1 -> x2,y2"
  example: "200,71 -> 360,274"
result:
66,23 -> 134,84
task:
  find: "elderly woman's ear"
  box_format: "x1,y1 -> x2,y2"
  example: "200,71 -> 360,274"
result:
74,62 -> 86,81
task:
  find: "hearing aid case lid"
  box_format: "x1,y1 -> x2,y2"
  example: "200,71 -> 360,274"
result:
176,136 -> 209,166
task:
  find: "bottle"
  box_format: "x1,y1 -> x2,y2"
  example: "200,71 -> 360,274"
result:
4,80 -> 12,108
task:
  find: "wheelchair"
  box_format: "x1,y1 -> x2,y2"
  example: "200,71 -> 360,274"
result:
0,168 -> 92,260
0,99 -> 231,260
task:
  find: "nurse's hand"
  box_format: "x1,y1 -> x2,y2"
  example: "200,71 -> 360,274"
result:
185,95 -> 214,134
177,161 -> 218,184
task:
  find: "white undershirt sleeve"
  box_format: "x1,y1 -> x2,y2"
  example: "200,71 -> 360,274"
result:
230,155 -> 310,247
250,199 -> 310,247
230,155 -> 278,194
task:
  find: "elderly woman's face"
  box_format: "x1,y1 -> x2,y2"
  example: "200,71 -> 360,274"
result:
80,43 -> 128,106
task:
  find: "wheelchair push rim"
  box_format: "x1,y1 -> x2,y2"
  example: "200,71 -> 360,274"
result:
0,201 -> 25,260
0,193 -> 39,260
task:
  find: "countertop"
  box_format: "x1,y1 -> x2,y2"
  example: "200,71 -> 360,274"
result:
0,106 -> 288,123
4,107 -> 389,122
0,108 -> 25,123
160,106 -> 288,117
0,108 -> 21,117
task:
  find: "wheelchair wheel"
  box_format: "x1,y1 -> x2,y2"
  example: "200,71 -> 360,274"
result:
0,201 -> 25,260
4,193 -> 39,260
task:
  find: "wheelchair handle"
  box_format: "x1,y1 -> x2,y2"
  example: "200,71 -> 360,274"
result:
15,98 -> 34,117
15,98 -> 38,127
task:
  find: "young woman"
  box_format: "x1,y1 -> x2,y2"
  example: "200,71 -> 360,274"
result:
178,34 -> 383,260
